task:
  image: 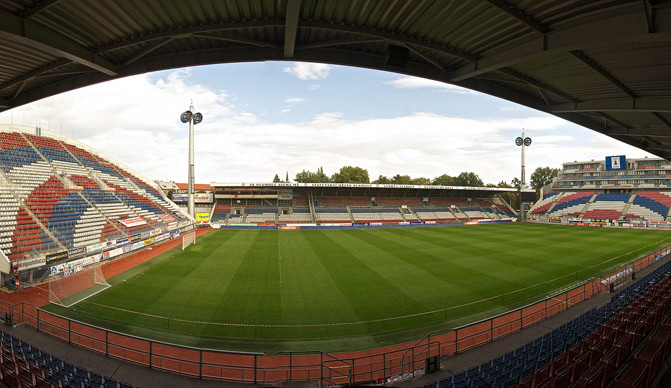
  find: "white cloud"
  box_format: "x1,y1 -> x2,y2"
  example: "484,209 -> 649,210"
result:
283,63 -> 331,80
0,67 -> 655,186
284,97 -> 306,104
0,69 -> 246,137
385,76 -> 478,94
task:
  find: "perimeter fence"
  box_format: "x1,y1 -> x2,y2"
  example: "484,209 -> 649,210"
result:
2,244 -> 670,385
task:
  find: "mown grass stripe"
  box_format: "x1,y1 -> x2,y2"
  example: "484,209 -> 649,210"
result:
42,223 -> 671,351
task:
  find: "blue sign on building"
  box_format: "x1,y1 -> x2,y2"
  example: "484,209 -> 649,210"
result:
171,193 -> 188,203
605,155 -> 626,170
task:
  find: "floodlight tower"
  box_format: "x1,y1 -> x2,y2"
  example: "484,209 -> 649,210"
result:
180,102 -> 203,218
515,129 -> 532,220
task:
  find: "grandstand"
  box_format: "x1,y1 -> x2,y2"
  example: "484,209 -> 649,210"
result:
419,251 -> 671,388
207,182 -> 518,227
0,124 -> 192,287
0,329 -> 133,388
2,0 -> 671,385
528,156 -> 671,225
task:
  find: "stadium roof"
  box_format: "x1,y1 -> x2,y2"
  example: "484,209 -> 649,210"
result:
1,1 -> 671,157
212,182 -> 522,193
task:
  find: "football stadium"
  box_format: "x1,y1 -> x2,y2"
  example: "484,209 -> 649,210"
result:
2,1 -> 671,388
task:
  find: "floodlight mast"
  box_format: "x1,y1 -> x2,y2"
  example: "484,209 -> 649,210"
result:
180,102 -> 203,218
521,129 -> 526,188
188,102 -> 195,218
515,130 -> 532,220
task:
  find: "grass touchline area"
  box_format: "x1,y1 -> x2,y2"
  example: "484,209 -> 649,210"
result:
43,223 -> 671,351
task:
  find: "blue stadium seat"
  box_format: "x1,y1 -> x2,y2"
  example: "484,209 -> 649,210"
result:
419,254 -> 671,388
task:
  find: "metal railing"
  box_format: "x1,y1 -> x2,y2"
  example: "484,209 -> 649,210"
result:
4,243 -> 670,385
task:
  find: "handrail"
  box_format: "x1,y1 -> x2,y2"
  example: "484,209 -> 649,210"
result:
7,243 -> 670,386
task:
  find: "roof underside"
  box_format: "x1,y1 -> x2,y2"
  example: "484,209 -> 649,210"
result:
1,0 -> 671,157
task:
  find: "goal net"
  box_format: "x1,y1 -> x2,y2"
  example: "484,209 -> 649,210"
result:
48,262 -> 110,308
182,230 -> 196,250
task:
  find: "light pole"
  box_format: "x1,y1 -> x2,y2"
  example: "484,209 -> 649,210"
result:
180,102 -> 203,218
515,130 -> 531,220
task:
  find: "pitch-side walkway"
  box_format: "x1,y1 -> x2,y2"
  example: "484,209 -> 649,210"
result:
2,228 -> 668,388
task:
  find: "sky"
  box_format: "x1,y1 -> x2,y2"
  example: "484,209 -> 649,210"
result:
0,61 -> 655,185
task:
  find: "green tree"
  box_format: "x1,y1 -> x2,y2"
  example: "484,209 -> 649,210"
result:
431,174 -> 453,186
530,167 -> 559,191
511,177 -> 521,190
498,180 -> 519,210
372,175 -> 392,184
391,174 -> 412,184
294,170 -> 313,183
294,167 -> 330,183
314,167 -> 329,183
410,177 -> 431,185
453,172 -> 484,187
331,166 -> 370,183
273,174 -> 282,183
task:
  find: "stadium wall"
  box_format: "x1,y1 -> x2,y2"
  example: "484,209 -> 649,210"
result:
7,239 -> 668,386
212,219 -> 514,230
16,222 -> 195,289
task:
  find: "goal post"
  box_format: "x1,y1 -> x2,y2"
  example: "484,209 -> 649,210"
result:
182,230 -> 196,251
48,262 -> 110,308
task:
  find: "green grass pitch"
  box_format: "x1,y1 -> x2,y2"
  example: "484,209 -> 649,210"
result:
45,223 -> 671,351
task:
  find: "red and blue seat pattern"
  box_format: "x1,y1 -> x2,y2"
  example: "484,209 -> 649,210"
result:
628,192 -> 671,221
0,130 -> 187,262
546,192 -> 595,217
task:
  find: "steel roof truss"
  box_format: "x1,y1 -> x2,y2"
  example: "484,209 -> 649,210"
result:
284,0 -> 301,58
551,97 -> 671,113
484,0 -> 549,34
450,8 -> 667,82
0,9 -> 117,76
570,50 -> 636,99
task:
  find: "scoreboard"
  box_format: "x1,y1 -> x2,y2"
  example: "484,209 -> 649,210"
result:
606,155 -> 626,170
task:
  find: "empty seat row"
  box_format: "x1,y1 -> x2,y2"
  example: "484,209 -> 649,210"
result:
420,255 -> 671,388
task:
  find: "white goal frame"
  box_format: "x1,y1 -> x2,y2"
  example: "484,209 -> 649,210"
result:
182,230 -> 196,250
48,262 -> 110,308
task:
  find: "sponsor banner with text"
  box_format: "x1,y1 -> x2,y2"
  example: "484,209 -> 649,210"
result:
17,257 -> 46,271
68,247 -> 86,259
172,193 -> 188,203
46,251 -> 68,264
87,243 -> 103,254
116,237 -> 130,245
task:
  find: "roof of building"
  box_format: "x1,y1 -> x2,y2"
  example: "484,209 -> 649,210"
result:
212,182 -> 523,193
563,157 -> 666,166
1,2 -> 671,158
175,183 -> 214,191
